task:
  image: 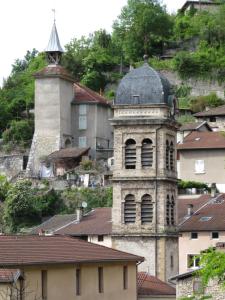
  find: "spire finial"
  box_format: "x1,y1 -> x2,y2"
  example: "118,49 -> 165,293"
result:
52,9 -> 56,23
143,54 -> 149,63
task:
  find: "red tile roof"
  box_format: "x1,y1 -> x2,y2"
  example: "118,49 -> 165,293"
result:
137,272 -> 175,296
177,131 -> 225,150
0,269 -> 20,283
48,147 -> 89,160
179,194 -> 225,231
178,194 -> 211,224
56,208 -> 112,235
194,104 -> 225,117
0,235 -> 143,266
73,83 -> 111,106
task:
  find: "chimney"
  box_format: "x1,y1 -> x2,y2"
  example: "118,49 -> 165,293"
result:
187,204 -> 193,216
76,207 -> 83,222
211,183 -> 217,198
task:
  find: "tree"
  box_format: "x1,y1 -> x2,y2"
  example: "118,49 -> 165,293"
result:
113,0 -> 173,62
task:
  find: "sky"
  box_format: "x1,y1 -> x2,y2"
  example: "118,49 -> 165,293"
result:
0,0 -> 185,86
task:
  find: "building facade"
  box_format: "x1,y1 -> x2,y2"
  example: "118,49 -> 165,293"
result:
111,60 -> 179,281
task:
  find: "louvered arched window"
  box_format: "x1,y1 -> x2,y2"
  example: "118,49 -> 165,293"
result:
170,142 -> 174,171
166,195 -> 170,226
124,194 -> 136,224
141,139 -> 153,168
170,196 -> 175,225
166,140 -> 170,170
141,194 -> 153,224
125,139 -> 136,169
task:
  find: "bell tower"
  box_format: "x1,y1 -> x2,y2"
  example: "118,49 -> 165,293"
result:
26,21 -> 75,176
111,59 -> 179,281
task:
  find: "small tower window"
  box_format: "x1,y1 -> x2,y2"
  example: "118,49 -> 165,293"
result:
170,142 -> 174,171
141,139 -> 153,168
166,140 -> 170,170
124,194 -> 136,224
166,195 -> 170,226
170,196 -> 175,225
125,139 -> 136,169
141,194 -> 153,224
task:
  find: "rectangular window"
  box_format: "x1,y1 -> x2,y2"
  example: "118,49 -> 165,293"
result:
79,136 -> 87,148
79,104 -> 87,115
212,232 -> 219,239
98,267 -> 104,293
41,270 -> 47,300
191,232 -> 198,239
187,254 -> 200,269
170,255 -> 174,269
76,269 -> 81,296
195,160 -> 205,174
79,116 -> 87,130
98,235 -> 104,242
123,266 -> 128,290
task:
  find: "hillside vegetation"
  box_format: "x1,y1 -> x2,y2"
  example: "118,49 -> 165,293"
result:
1,0 -> 225,145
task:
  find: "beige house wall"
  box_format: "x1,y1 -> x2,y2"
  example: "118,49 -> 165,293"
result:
88,235 -> 112,248
179,149 -> 225,185
0,283 -> 11,300
179,231 -> 225,273
13,262 -> 137,300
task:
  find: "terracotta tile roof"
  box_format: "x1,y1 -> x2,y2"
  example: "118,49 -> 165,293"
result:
137,272 -> 175,296
178,194 -> 211,224
73,83 -> 111,107
34,65 -> 75,82
0,269 -> 21,283
179,121 -> 212,132
31,214 -> 77,234
177,131 -> 225,150
179,194 -> 225,231
0,235 -> 143,266
56,208 -> 112,235
194,104 -> 225,117
48,147 -> 89,160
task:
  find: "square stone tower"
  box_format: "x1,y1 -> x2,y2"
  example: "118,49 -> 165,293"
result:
111,60 -> 179,281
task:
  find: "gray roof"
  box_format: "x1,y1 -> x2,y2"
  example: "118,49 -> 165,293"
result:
115,63 -> 173,106
31,214 -> 77,234
45,22 -> 64,53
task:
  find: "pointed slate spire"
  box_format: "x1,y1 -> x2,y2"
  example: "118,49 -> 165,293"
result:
45,21 -> 64,65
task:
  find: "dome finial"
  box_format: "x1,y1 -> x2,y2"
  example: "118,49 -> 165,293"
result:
143,54 -> 149,63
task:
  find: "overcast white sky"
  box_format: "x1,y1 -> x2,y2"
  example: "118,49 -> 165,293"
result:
0,0 -> 185,86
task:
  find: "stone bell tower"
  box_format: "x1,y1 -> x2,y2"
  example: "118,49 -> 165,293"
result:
26,21 -> 75,176
111,58 -> 179,281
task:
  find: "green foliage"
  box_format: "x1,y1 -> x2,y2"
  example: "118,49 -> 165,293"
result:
177,114 -> 195,124
0,175 -> 10,202
190,93 -> 224,112
80,160 -> 93,171
178,180 -> 209,191
175,84 -> 192,98
62,187 -> 113,213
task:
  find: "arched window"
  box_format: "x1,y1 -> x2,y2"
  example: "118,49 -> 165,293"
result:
170,142 -> 174,171
124,194 -> 136,224
166,195 -> 170,226
141,194 -> 153,224
141,139 -> 153,168
170,196 -> 175,225
125,139 -> 136,169
65,139 -> 72,148
166,140 -> 170,170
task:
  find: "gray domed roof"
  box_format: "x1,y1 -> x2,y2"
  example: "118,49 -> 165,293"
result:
115,63 -> 173,106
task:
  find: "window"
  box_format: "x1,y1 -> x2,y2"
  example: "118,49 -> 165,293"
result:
23,156 -> 28,170
79,116 -> 87,130
76,269 -> 81,296
209,116 -> 216,122
98,267 -> 104,293
187,254 -> 200,269
98,235 -> 104,242
125,139 -> 136,169
170,255 -> 174,269
141,139 -> 153,168
123,266 -> 128,290
41,270 -> 47,300
170,142 -> 174,171
124,194 -> 136,224
79,136 -> 87,148
166,195 -> 170,226
191,232 -> 198,239
79,104 -> 87,115
166,140 -> 169,170
195,160 -> 205,174
212,232 -> 219,239
141,194 -> 153,224
170,196 -> 175,225
200,216 -> 212,222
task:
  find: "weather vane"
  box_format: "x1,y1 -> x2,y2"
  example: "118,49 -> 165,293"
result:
52,8 -> 56,23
